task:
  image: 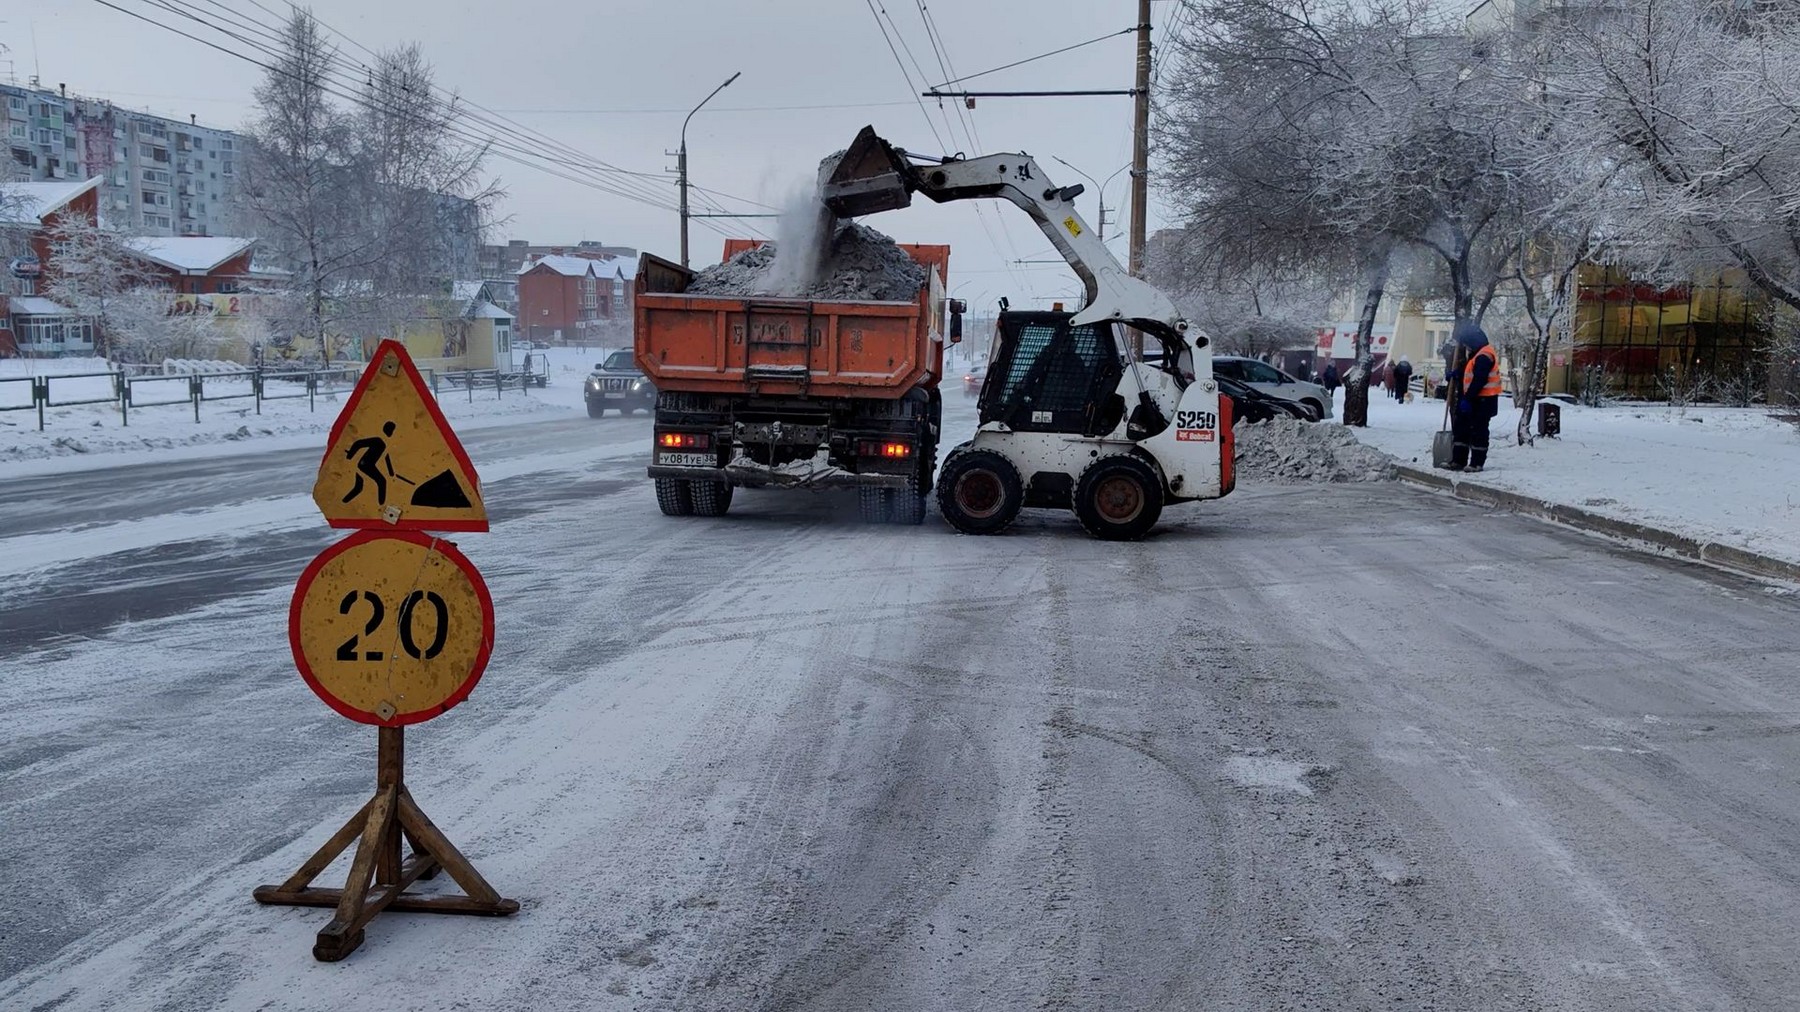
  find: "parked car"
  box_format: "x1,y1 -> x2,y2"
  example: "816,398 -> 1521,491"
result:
1217,375 -> 1309,424
1212,356 -> 1334,421
585,350 -> 656,417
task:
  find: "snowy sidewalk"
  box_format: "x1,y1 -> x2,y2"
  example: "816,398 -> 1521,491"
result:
1350,393 -> 1800,569
0,347 -> 610,477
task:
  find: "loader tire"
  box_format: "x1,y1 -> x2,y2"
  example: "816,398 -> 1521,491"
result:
655,477 -> 694,516
690,480 -> 733,517
1073,455 -> 1163,541
937,449 -> 1022,535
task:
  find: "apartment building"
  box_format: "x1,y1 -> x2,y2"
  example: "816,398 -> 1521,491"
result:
2,81 -> 240,239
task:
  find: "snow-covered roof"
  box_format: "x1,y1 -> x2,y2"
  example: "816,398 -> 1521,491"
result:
518,253 -> 638,280
590,255 -> 639,280
451,280 -> 488,302
0,177 -> 104,226
520,254 -> 602,277
470,301 -> 512,320
9,296 -> 77,316
127,236 -> 256,274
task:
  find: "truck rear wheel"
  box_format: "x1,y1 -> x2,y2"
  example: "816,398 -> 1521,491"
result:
937,450 -> 1023,535
857,487 -> 891,524
1073,456 -> 1163,541
890,471 -> 927,526
690,481 -> 733,517
655,477 -> 694,516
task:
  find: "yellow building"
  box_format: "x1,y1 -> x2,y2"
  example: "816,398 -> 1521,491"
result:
1548,266 -> 1768,398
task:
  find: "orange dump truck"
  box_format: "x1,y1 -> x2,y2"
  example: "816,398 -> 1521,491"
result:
633,240 -> 959,524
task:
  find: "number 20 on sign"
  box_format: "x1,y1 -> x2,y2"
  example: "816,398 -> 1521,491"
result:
289,529 -> 494,726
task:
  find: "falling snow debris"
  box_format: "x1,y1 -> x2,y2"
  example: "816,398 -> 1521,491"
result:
1232,417 -> 1397,484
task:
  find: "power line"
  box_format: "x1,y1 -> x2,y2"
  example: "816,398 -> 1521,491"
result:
488,100 -> 920,115
89,0 -> 716,227
123,0 -> 768,236
926,27 -> 1137,90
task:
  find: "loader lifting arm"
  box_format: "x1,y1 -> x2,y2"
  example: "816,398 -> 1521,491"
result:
821,127 -> 1186,336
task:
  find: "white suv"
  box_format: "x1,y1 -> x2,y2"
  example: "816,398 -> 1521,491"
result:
1211,356 -> 1334,421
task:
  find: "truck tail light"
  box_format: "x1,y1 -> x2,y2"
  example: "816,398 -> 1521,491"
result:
658,431 -> 711,450
857,439 -> 913,459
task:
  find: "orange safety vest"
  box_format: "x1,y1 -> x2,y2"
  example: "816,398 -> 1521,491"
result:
1463,345 -> 1502,398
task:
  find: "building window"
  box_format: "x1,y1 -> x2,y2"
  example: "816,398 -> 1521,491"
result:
6,96 -> 22,113
581,276 -> 597,309
611,283 -> 625,313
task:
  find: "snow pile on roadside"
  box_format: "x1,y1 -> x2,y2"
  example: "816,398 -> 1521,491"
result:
1233,416 -> 1397,484
686,221 -> 925,301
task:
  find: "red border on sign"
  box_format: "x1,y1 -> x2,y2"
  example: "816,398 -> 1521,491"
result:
289,530 -> 497,727
320,338 -> 489,532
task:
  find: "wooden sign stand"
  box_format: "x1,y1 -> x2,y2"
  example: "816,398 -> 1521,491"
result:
253,726 -> 518,962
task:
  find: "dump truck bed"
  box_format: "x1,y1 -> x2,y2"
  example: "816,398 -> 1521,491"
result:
633,242 -> 950,400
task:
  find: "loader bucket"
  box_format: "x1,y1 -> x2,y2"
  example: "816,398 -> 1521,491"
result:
820,126 -> 915,218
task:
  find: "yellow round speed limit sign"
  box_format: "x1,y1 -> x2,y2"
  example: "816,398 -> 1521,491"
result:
289,531 -> 494,726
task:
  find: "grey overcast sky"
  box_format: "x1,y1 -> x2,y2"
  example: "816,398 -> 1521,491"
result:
8,0 -> 1180,310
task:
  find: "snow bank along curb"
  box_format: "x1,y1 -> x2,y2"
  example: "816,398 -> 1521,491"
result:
1393,465 -> 1800,584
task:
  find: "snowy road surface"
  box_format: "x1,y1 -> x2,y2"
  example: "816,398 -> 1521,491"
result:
5,407 -> 1800,1011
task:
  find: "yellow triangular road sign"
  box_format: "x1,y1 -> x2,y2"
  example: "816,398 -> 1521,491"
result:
312,340 -> 488,532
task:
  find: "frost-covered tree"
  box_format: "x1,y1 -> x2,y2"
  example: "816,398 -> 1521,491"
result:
41,216 -> 154,357
104,288 -> 227,364
240,9 -> 363,364
241,12 -> 498,363
1562,0 -> 1800,313
1162,0 -> 1560,424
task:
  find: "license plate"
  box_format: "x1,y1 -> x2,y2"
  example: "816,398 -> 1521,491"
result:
603,392 -> 626,399
658,452 -> 715,467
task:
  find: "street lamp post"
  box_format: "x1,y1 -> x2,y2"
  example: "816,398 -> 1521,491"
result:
1051,157 -> 1131,242
680,71 -> 742,270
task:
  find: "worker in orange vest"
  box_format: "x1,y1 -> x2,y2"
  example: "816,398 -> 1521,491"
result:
1450,322 -> 1502,472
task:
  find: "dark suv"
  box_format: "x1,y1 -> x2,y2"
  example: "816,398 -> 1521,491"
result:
585,350 -> 656,418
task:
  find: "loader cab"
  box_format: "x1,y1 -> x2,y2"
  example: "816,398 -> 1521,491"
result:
980,311 -> 1127,437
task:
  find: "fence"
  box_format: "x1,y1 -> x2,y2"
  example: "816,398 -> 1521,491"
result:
11,363 -> 395,430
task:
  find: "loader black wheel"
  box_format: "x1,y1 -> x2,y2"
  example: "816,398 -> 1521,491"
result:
1073,455 -> 1163,541
690,481 -> 733,517
655,477 -> 694,516
857,487 -> 891,524
937,449 -> 1023,535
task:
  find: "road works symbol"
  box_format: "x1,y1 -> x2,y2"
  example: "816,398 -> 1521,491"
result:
313,339 -> 488,532
288,530 -> 494,727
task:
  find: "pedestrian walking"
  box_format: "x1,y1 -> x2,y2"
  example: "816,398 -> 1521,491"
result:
1320,361 -> 1341,395
1393,357 -> 1414,402
1449,323 -> 1501,472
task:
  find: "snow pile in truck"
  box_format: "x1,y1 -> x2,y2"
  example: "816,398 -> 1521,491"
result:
685,221 -> 927,302
1232,416 -> 1396,484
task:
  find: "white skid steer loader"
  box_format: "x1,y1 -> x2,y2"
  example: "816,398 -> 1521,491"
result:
820,126 -> 1236,540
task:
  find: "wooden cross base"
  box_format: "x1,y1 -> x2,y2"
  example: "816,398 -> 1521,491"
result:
253,726 -> 518,962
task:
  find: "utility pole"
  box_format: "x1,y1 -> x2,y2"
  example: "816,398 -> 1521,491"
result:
1128,0 -> 1151,280
679,71 -> 741,270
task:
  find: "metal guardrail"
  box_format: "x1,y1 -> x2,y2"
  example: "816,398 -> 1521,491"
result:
12,363 -> 422,430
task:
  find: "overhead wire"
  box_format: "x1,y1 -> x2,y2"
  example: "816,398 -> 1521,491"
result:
107,0 -> 761,240
108,0 -> 690,217
181,0 -> 759,228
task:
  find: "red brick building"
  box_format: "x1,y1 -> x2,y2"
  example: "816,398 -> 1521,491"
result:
516,253 -> 638,345
1,176 -> 103,355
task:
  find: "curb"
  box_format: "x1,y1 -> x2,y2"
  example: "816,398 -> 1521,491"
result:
1391,465 -> 1800,583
